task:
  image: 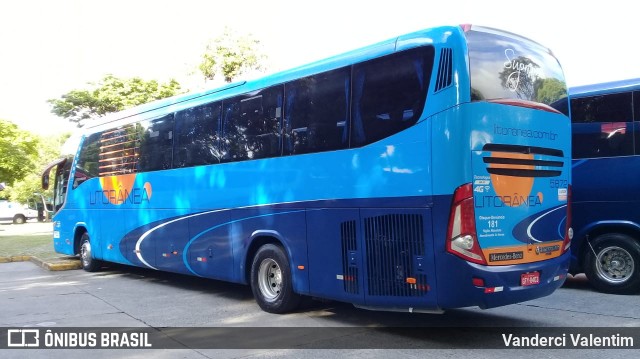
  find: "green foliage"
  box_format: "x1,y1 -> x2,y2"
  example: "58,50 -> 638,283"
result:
198,27 -> 267,83
7,174 -> 43,204
0,120 -> 39,189
535,78 -> 568,104
48,75 -> 183,127
2,132 -> 70,204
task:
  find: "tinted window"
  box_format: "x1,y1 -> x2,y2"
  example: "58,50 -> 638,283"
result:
466,26 -> 567,105
352,47 -> 433,146
73,133 -> 100,188
138,114 -> 174,171
55,159 -> 72,210
549,96 -> 569,116
174,102 -> 222,167
571,93 -> 634,158
635,91 -> 640,155
221,86 -> 283,162
284,68 -> 350,154
98,124 -> 138,177
635,91 -> 640,122
571,92 -> 632,124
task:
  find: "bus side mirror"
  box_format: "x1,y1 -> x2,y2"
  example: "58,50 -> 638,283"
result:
41,157 -> 68,191
42,173 -> 50,190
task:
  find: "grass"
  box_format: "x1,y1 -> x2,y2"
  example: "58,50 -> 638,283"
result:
0,222 -> 75,262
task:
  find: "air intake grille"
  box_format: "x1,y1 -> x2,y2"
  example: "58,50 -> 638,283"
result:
340,220 -> 359,294
364,214 -> 427,297
482,143 -> 564,178
435,48 -> 453,92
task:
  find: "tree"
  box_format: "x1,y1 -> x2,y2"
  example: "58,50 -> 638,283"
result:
48,75 -> 183,127
0,120 -> 39,189
535,78 -> 568,104
4,133 -> 70,204
198,27 -> 267,83
6,173 -> 45,204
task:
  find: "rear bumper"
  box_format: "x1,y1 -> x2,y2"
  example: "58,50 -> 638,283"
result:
436,251 -> 570,309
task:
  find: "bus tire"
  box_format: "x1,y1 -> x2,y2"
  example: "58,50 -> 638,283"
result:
250,244 -> 301,314
79,233 -> 102,272
13,215 -> 26,224
583,233 -> 640,294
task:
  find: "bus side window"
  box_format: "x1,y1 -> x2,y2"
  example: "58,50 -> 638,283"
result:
98,125 -> 138,177
138,114 -> 175,172
352,46 -> 433,146
242,86 -> 283,159
636,91 -> 640,156
74,133 -> 101,189
219,85 -> 283,162
571,93 -> 633,159
173,102 -> 222,167
220,99 -> 241,162
284,67 -> 350,155
549,97 -> 569,116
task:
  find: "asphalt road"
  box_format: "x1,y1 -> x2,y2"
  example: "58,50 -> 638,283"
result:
0,260 -> 638,358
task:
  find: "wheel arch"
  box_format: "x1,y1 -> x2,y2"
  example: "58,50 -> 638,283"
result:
577,221 -> 640,269
73,223 -> 89,256
243,230 -> 288,285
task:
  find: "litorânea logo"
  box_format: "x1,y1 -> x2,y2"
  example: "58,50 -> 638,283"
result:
89,174 -> 153,206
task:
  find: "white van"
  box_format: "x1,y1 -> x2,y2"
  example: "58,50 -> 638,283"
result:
0,200 -> 38,224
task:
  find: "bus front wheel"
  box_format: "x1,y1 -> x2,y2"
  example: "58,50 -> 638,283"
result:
250,244 -> 301,314
79,233 -> 102,272
584,233 -> 640,294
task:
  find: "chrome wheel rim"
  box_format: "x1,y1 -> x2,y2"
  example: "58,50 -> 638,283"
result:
258,258 -> 282,302
596,246 -> 634,284
81,241 -> 92,268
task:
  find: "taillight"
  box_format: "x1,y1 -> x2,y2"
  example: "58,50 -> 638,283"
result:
446,183 -> 487,265
562,185 -> 573,253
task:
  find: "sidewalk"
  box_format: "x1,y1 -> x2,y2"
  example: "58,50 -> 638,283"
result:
0,221 -> 81,271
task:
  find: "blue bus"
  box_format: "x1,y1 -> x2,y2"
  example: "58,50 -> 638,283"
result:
551,79 -> 640,294
42,25 -> 572,313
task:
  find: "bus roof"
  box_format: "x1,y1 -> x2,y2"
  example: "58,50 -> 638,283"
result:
569,78 -> 640,97
83,25 -> 461,132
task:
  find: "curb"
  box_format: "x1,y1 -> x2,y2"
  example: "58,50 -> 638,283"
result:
30,256 -> 83,271
0,255 -> 82,271
0,255 -> 31,263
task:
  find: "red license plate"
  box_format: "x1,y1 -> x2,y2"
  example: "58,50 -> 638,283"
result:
521,272 -> 540,286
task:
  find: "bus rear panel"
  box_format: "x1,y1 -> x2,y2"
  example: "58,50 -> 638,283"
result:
433,26 -> 571,309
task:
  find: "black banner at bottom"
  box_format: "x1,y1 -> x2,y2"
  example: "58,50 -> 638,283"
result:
1,327 -> 638,349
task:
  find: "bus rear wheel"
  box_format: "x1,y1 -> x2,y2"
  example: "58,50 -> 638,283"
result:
79,233 -> 102,272
584,233 -> 640,294
250,244 -> 301,313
